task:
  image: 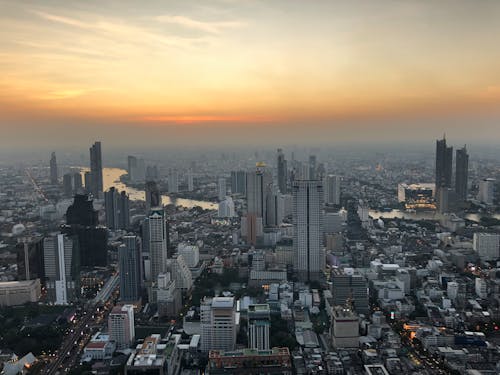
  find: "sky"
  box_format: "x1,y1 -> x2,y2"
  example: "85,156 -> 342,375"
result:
1,0 -> 500,150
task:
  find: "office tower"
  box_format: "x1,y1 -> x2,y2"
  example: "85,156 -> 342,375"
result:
201,296 -> 237,352
43,234 -> 79,305
473,233 -> 500,262
218,196 -> 236,218
230,170 -> 246,195
187,171 -> 194,191
478,178 -> 495,205
168,170 -> 179,193
324,174 -> 341,205
247,304 -> 271,350
435,136 -> 453,189
105,187 -> 130,230
127,156 -> 138,182
64,194 -> 108,267
167,254 -> 193,292
89,141 -> 103,198
156,272 -> 181,318
149,208 -> 168,283
73,172 -> 83,193
331,305 -> 359,349
455,146 -> 469,202
84,171 -> 92,193
119,236 -> 142,302
277,148 -> 288,193
108,305 -> 135,349
244,164 -> 272,245
218,177 -> 227,201
293,180 -> 324,282
331,268 -> 369,315
17,237 -> 44,283
145,180 -> 161,213
177,243 -> 200,268
265,185 -> 284,227
50,151 -> 58,185
308,155 -> 317,180
63,173 -> 73,197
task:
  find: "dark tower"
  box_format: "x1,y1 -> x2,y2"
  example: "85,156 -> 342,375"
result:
89,141 -> 103,198
277,148 -> 288,193
435,136 -> 453,189
455,145 -> 469,202
50,151 -> 58,185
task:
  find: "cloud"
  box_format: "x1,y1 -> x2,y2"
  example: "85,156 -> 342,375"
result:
154,15 -> 246,34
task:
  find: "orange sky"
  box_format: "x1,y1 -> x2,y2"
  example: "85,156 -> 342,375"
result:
1,0 -> 500,148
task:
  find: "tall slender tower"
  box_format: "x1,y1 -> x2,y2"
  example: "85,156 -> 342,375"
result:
148,209 -> 168,283
119,236 -> 142,302
277,148 -> 288,193
309,155 -> 317,180
145,180 -> 161,213
50,152 -> 58,185
89,141 -> 103,198
324,174 -> 341,205
455,145 -> 469,202
244,164 -> 272,245
435,136 -> 453,189
293,179 -> 324,282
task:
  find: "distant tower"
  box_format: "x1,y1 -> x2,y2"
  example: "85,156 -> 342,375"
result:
293,179 -> 323,282
119,236 -> 142,302
244,164 -> 272,245
455,145 -> 469,202
187,171 -> 194,192
277,148 -> 288,193
230,170 -> 246,195
435,136 -> 453,189
50,152 -> 58,185
145,180 -> 161,213
168,170 -> 179,193
324,174 -> 341,205
127,156 -> 138,182
63,173 -> 73,197
73,172 -> 83,193
218,177 -> 227,201
89,141 -> 103,198
309,155 -> 317,180
105,187 -> 130,230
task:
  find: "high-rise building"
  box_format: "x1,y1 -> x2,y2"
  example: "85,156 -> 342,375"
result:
473,233 -> 500,262
105,187 -> 130,230
168,170 -> 179,193
167,254 -> 193,292
265,185 -> 284,227
89,141 -> 103,198
127,156 -> 138,182
324,174 -> 341,205
435,136 -> 453,189
63,174 -> 73,197
84,171 -> 92,194
244,164 -> 272,245
247,304 -> 271,350
17,237 -> 44,283
64,194 -> 108,267
218,196 -> 236,218
145,180 -> 161,213
293,180 -> 324,282
455,146 -> 469,202
230,170 -> 246,195
119,236 -> 142,302
73,172 -> 83,193
108,305 -> 135,349
149,209 -> 168,283
277,148 -> 288,194
331,305 -> 359,349
218,177 -> 227,201
43,234 -> 79,305
331,268 -> 369,315
478,178 -> 495,205
177,243 -> 200,268
308,155 -> 317,180
155,272 -> 181,318
187,171 -> 194,191
201,297 -> 238,352
50,151 -> 58,185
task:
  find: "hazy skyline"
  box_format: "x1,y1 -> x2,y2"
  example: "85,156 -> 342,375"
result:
1,0 -> 500,149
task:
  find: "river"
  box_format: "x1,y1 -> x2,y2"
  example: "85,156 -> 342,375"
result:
369,209 -> 500,223
83,167 -> 217,210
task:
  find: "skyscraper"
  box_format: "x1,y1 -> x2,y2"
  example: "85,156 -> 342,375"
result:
293,179 -> 323,282
63,173 -> 73,197
89,141 -> 103,198
108,305 -> 135,349
247,304 -> 271,350
231,170 -> 246,195
127,155 -> 138,182
455,145 -> 469,202
244,164 -> 272,245
201,296 -> 237,352
17,237 -> 44,283
43,234 -> 79,305
145,180 -> 161,213
324,174 -> 341,206
119,236 -> 142,302
435,136 -> 453,189
331,268 -> 369,315
308,155 -> 317,180
218,177 -> 227,201
277,148 -> 288,193
50,151 -> 58,185
149,208 -> 168,283
73,172 -> 83,193
168,170 -> 179,193
105,187 -> 130,230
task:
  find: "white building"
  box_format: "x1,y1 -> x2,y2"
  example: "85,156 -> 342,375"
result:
149,209 -> 168,283
478,178 -> 495,205
331,306 -> 359,349
108,304 -> 135,349
187,171 -> 194,192
0,280 -> 41,307
218,177 -> 227,201
200,297 -> 238,352
177,243 -> 200,268
168,170 -> 179,193
293,180 -> 324,282
475,278 -> 488,299
324,174 -> 341,205
168,255 -> 193,292
473,233 -> 500,261
218,196 -> 236,218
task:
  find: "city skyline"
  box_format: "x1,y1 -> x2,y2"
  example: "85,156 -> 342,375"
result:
1,0 -> 500,150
